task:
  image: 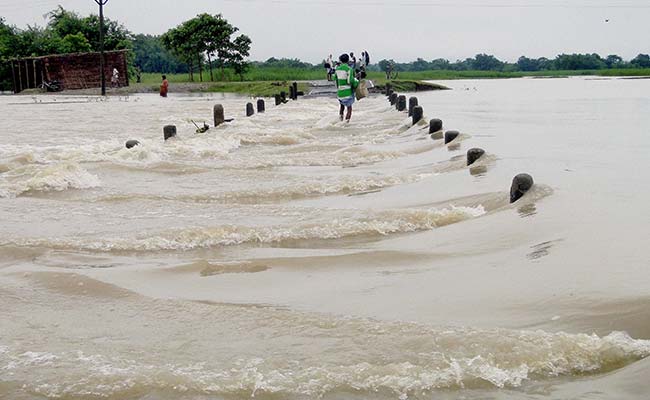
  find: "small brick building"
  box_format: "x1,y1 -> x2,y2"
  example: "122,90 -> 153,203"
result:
10,49 -> 129,93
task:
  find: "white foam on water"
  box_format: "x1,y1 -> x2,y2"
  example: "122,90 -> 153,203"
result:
0,162 -> 101,198
94,172 -> 431,204
1,330 -> 648,399
2,205 -> 485,251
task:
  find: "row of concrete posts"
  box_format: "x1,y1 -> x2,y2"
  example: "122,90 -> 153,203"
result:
384,83 -> 533,203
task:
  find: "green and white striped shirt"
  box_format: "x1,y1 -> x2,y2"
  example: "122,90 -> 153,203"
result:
335,64 -> 358,99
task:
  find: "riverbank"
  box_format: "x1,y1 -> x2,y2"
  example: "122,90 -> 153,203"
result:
14,67 -> 649,97
16,79 -> 448,97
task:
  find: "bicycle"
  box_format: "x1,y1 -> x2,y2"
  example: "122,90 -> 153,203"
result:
39,80 -> 62,92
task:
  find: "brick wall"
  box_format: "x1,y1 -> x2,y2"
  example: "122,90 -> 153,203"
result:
42,50 -> 129,90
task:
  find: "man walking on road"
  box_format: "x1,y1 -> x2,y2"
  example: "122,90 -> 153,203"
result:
335,53 -> 359,123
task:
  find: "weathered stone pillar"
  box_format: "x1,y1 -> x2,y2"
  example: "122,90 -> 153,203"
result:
163,125 -> 176,141
429,118 -> 443,134
397,95 -> 407,111
213,104 -> 225,126
412,106 -> 423,125
444,130 -> 459,144
510,173 -> 534,203
466,148 -> 485,166
408,97 -> 418,117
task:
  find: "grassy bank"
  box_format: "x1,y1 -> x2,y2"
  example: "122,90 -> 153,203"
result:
371,68 -> 650,80
141,67 -> 650,86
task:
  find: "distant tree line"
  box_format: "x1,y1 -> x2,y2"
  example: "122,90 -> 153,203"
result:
0,8 -> 251,90
372,53 -> 650,73
2,6 -> 650,92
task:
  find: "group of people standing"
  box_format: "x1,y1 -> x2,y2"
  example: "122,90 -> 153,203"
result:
325,50 -> 370,82
325,51 -> 371,123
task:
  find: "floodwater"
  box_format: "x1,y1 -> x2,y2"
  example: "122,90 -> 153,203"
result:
1,76 -> 649,399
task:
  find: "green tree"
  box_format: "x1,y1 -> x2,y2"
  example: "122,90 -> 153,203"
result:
132,34 -> 186,73
47,6 -> 132,52
162,13 -> 251,82
605,54 -> 623,69
631,54 -> 650,68
59,33 -> 92,53
226,34 -> 251,81
472,53 -> 504,71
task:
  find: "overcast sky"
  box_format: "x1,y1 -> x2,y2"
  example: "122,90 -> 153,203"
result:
1,0 -> 649,63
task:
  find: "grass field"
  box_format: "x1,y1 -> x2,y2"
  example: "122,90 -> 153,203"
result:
141,67 -> 650,85
133,67 -> 650,96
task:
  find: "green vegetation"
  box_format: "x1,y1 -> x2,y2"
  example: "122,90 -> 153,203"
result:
132,34 -> 186,74
135,73 -> 309,96
0,8 -> 131,91
2,6 -> 650,94
373,53 -> 650,75
161,14 -> 251,82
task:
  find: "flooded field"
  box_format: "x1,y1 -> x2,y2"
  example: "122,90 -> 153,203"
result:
1,76 -> 649,399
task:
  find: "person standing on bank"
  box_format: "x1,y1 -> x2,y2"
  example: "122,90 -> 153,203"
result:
111,67 -> 119,88
335,53 -> 359,122
325,54 -> 334,81
160,75 -> 169,97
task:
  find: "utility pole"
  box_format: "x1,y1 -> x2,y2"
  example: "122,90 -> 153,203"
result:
94,0 -> 109,95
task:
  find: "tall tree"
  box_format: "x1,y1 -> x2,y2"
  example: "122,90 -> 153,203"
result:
162,13 -> 251,82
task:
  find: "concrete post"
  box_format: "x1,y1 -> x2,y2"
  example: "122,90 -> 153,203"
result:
125,140 -> 140,149
408,97 -> 418,117
246,102 -> 254,117
397,95 -> 407,111
389,93 -> 398,105
412,106 -> 423,125
289,85 -> 295,100
275,94 -> 281,106
257,99 -> 265,113
510,173 -> 534,203
292,82 -> 298,99
467,148 -> 485,166
163,125 -> 176,141
429,119 -> 443,134
213,104 -> 225,126
444,130 -> 459,144
280,91 -> 287,103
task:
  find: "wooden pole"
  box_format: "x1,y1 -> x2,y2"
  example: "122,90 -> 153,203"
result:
17,60 -> 23,93
11,61 -> 18,93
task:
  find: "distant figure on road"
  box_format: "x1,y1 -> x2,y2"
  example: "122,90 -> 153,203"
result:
349,52 -> 357,70
357,50 -> 371,79
160,75 -> 169,97
325,54 -> 334,81
335,53 -> 359,123
111,68 -> 119,88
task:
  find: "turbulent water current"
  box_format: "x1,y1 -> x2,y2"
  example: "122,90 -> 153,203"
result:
1,77 -> 649,399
